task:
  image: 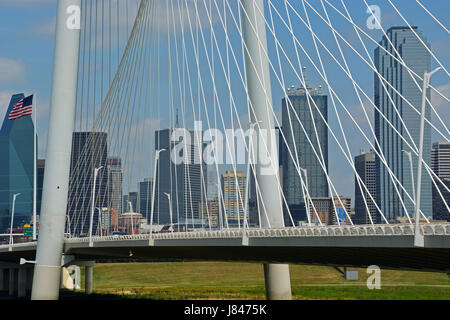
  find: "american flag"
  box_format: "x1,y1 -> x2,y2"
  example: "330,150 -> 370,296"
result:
8,95 -> 34,120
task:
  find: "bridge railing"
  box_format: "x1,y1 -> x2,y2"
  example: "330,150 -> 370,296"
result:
64,223 -> 450,243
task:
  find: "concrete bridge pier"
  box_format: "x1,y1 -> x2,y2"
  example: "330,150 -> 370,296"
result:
0,268 -> 5,292
85,265 -> 94,295
18,268 -> 27,298
9,268 -> 17,296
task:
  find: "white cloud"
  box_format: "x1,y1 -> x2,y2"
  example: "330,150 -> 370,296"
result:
0,91 -> 13,124
0,58 -> 26,84
432,82 -> 450,126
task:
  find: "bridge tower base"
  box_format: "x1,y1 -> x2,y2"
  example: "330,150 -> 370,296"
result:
241,0 -> 292,300
31,0 -> 82,300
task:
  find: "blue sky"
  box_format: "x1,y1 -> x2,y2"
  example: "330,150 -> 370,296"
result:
0,0 -> 449,198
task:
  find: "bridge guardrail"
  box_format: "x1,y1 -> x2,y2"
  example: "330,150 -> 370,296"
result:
63,223 -> 450,244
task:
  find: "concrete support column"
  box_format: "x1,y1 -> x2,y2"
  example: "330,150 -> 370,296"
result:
9,268 -> 17,296
26,268 -> 34,292
0,268 -> 4,292
18,268 -> 27,298
264,264 -> 292,300
241,0 -> 292,300
85,266 -> 93,295
31,0 -> 82,300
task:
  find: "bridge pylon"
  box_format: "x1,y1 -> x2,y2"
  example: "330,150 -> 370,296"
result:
241,0 -> 292,300
31,0 -> 82,300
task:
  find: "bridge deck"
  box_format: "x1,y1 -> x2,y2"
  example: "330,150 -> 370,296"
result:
1,225 -> 449,271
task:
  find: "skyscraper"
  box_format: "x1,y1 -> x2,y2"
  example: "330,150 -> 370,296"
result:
154,128 -> 207,225
107,157 -> 122,217
375,26 -> 432,221
67,132 -> 108,236
282,73 -> 328,226
431,142 -> 450,221
354,150 -> 378,224
0,94 -> 37,233
221,170 -> 246,228
139,178 -> 153,223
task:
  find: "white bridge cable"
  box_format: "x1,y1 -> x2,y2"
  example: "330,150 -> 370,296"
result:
298,0 -> 374,224
415,0 -> 450,34
257,0 -> 423,223
69,0 -> 149,235
68,0 -> 450,236
194,0 -> 294,228
209,0 -> 333,227
281,0 -> 349,225
319,0 -> 450,140
266,0 -> 446,221
185,0 -> 272,229
385,0 -> 449,77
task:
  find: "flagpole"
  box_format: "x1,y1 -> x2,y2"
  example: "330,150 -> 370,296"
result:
33,93 -> 37,241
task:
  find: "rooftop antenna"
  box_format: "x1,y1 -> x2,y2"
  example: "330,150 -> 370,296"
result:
302,67 -> 308,88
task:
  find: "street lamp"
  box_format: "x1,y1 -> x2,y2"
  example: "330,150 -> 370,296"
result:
414,67 -> 441,247
164,192 -> 173,232
401,150 -> 416,205
244,121 -> 261,231
96,207 -> 102,237
299,168 -> 311,226
150,149 -> 165,244
89,166 -> 103,247
9,193 -> 21,250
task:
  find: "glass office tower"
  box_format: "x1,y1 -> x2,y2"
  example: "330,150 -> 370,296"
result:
154,128 -> 207,226
0,94 -> 37,233
67,132 -> 108,236
282,78 -> 329,226
375,27 -> 432,221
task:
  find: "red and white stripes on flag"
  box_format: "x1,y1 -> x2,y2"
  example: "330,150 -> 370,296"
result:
8,95 -> 34,120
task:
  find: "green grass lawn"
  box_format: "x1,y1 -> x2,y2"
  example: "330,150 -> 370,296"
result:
74,261 -> 450,300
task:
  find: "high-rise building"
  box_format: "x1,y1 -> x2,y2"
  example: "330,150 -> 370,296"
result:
282,71 -> 328,226
67,132 -> 108,236
139,178 -> 153,223
354,150 -> 378,224
0,94 -> 37,233
154,128 -> 207,225
431,142 -> 450,221
123,192 -> 138,213
107,157 -> 122,217
221,170 -> 246,228
375,26 -> 432,221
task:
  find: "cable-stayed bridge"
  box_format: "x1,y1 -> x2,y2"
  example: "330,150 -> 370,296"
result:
0,0 -> 449,300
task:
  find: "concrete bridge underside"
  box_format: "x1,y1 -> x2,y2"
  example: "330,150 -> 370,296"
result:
1,234 -> 450,272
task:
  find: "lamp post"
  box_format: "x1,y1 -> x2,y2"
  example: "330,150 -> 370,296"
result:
9,193 -> 21,250
299,168 -> 311,226
89,166 -> 103,247
96,208 -> 102,237
164,193 -> 173,232
149,149 -> 165,244
414,67 -> 441,247
401,150 -> 416,205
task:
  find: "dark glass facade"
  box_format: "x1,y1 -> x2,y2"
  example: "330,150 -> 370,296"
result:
375,27 -> 432,221
67,132 -> 108,236
282,86 -> 329,226
154,129 -> 207,225
0,94 -> 37,233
